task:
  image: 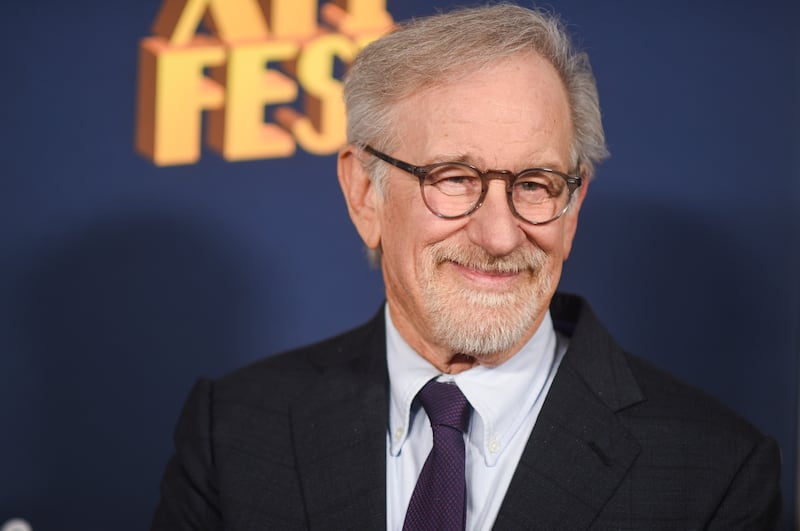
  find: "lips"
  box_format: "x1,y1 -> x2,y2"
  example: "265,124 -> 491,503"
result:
448,261 -> 524,291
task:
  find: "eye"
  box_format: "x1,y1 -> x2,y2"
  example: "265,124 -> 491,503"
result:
425,165 -> 481,196
513,171 -> 564,201
517,180 -> 545,192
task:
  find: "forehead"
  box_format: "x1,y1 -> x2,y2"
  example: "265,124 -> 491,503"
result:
391,53 -> 573,169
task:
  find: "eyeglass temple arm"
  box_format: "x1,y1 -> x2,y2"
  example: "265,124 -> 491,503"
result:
362,145 -> 423,176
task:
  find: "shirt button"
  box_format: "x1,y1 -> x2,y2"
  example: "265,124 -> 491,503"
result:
394,427 -> 405,440
488,438 -> 500,454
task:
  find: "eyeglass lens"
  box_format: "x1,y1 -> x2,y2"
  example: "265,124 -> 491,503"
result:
421,163 -> 569,223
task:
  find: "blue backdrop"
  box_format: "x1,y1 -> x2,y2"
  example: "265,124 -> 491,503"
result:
3,1 -> 798,530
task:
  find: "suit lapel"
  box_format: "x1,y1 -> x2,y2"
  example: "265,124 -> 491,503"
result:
494,295 -> 645,529
290,312 -> 389,530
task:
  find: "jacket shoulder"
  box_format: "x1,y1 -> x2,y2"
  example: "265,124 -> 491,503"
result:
553,292 -> 766,441
214,308 -> 386,402
551,293 -> 781,527
623,352 -> 764,440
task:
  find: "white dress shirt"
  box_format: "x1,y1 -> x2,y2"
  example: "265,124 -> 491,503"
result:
385,306 -> 568,530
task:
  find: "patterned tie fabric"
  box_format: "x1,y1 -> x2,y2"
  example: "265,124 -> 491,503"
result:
403,380 -> 472,531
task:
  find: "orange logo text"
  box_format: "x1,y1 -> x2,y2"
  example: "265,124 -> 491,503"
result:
136,0 -> 393,166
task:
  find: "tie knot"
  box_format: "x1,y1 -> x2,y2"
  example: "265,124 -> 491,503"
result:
417,380 -> 471,433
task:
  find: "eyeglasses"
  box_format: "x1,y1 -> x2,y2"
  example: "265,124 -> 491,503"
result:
363,145 -> 582,225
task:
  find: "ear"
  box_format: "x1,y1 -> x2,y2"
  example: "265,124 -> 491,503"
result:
338,145 -> 382,250
561,179 -> 589,260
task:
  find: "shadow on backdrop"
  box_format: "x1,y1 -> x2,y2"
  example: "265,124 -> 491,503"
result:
7,211 -> 286,531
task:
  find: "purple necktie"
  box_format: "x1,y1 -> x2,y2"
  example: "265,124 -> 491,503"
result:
403,380 -> 471,531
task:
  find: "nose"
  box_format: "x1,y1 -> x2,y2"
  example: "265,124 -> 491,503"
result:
464,180 -> 527,257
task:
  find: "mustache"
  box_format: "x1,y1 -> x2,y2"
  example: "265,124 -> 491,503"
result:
429,242 -> 546,274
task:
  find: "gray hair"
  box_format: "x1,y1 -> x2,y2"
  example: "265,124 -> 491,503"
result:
343,3 -> 609,193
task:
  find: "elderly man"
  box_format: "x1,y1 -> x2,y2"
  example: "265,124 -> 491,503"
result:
152,4 -> 781,530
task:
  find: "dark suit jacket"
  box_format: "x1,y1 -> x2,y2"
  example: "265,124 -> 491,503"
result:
152,293 -> 781,530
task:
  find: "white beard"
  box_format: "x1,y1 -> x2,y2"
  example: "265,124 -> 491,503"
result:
420,241 -> 553,357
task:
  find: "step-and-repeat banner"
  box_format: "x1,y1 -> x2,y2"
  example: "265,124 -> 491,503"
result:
3,1 -> 798,529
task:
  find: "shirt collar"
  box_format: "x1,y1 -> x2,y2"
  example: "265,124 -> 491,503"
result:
386,305 -> 559,466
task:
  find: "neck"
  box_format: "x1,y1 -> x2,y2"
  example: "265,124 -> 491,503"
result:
437,353 -> 479,374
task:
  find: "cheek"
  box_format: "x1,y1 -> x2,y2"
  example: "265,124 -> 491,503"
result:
384,185 -> 455,249
378,191 -> 429,278
521,224 -> 565,257
559,213 -> 581,259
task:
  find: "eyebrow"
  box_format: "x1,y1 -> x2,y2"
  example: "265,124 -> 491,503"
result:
424,152 -> 472,165
427,153 -> 566,172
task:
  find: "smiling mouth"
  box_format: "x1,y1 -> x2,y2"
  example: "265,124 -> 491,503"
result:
429,241 -> 545,289
448,261 -> 525,290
